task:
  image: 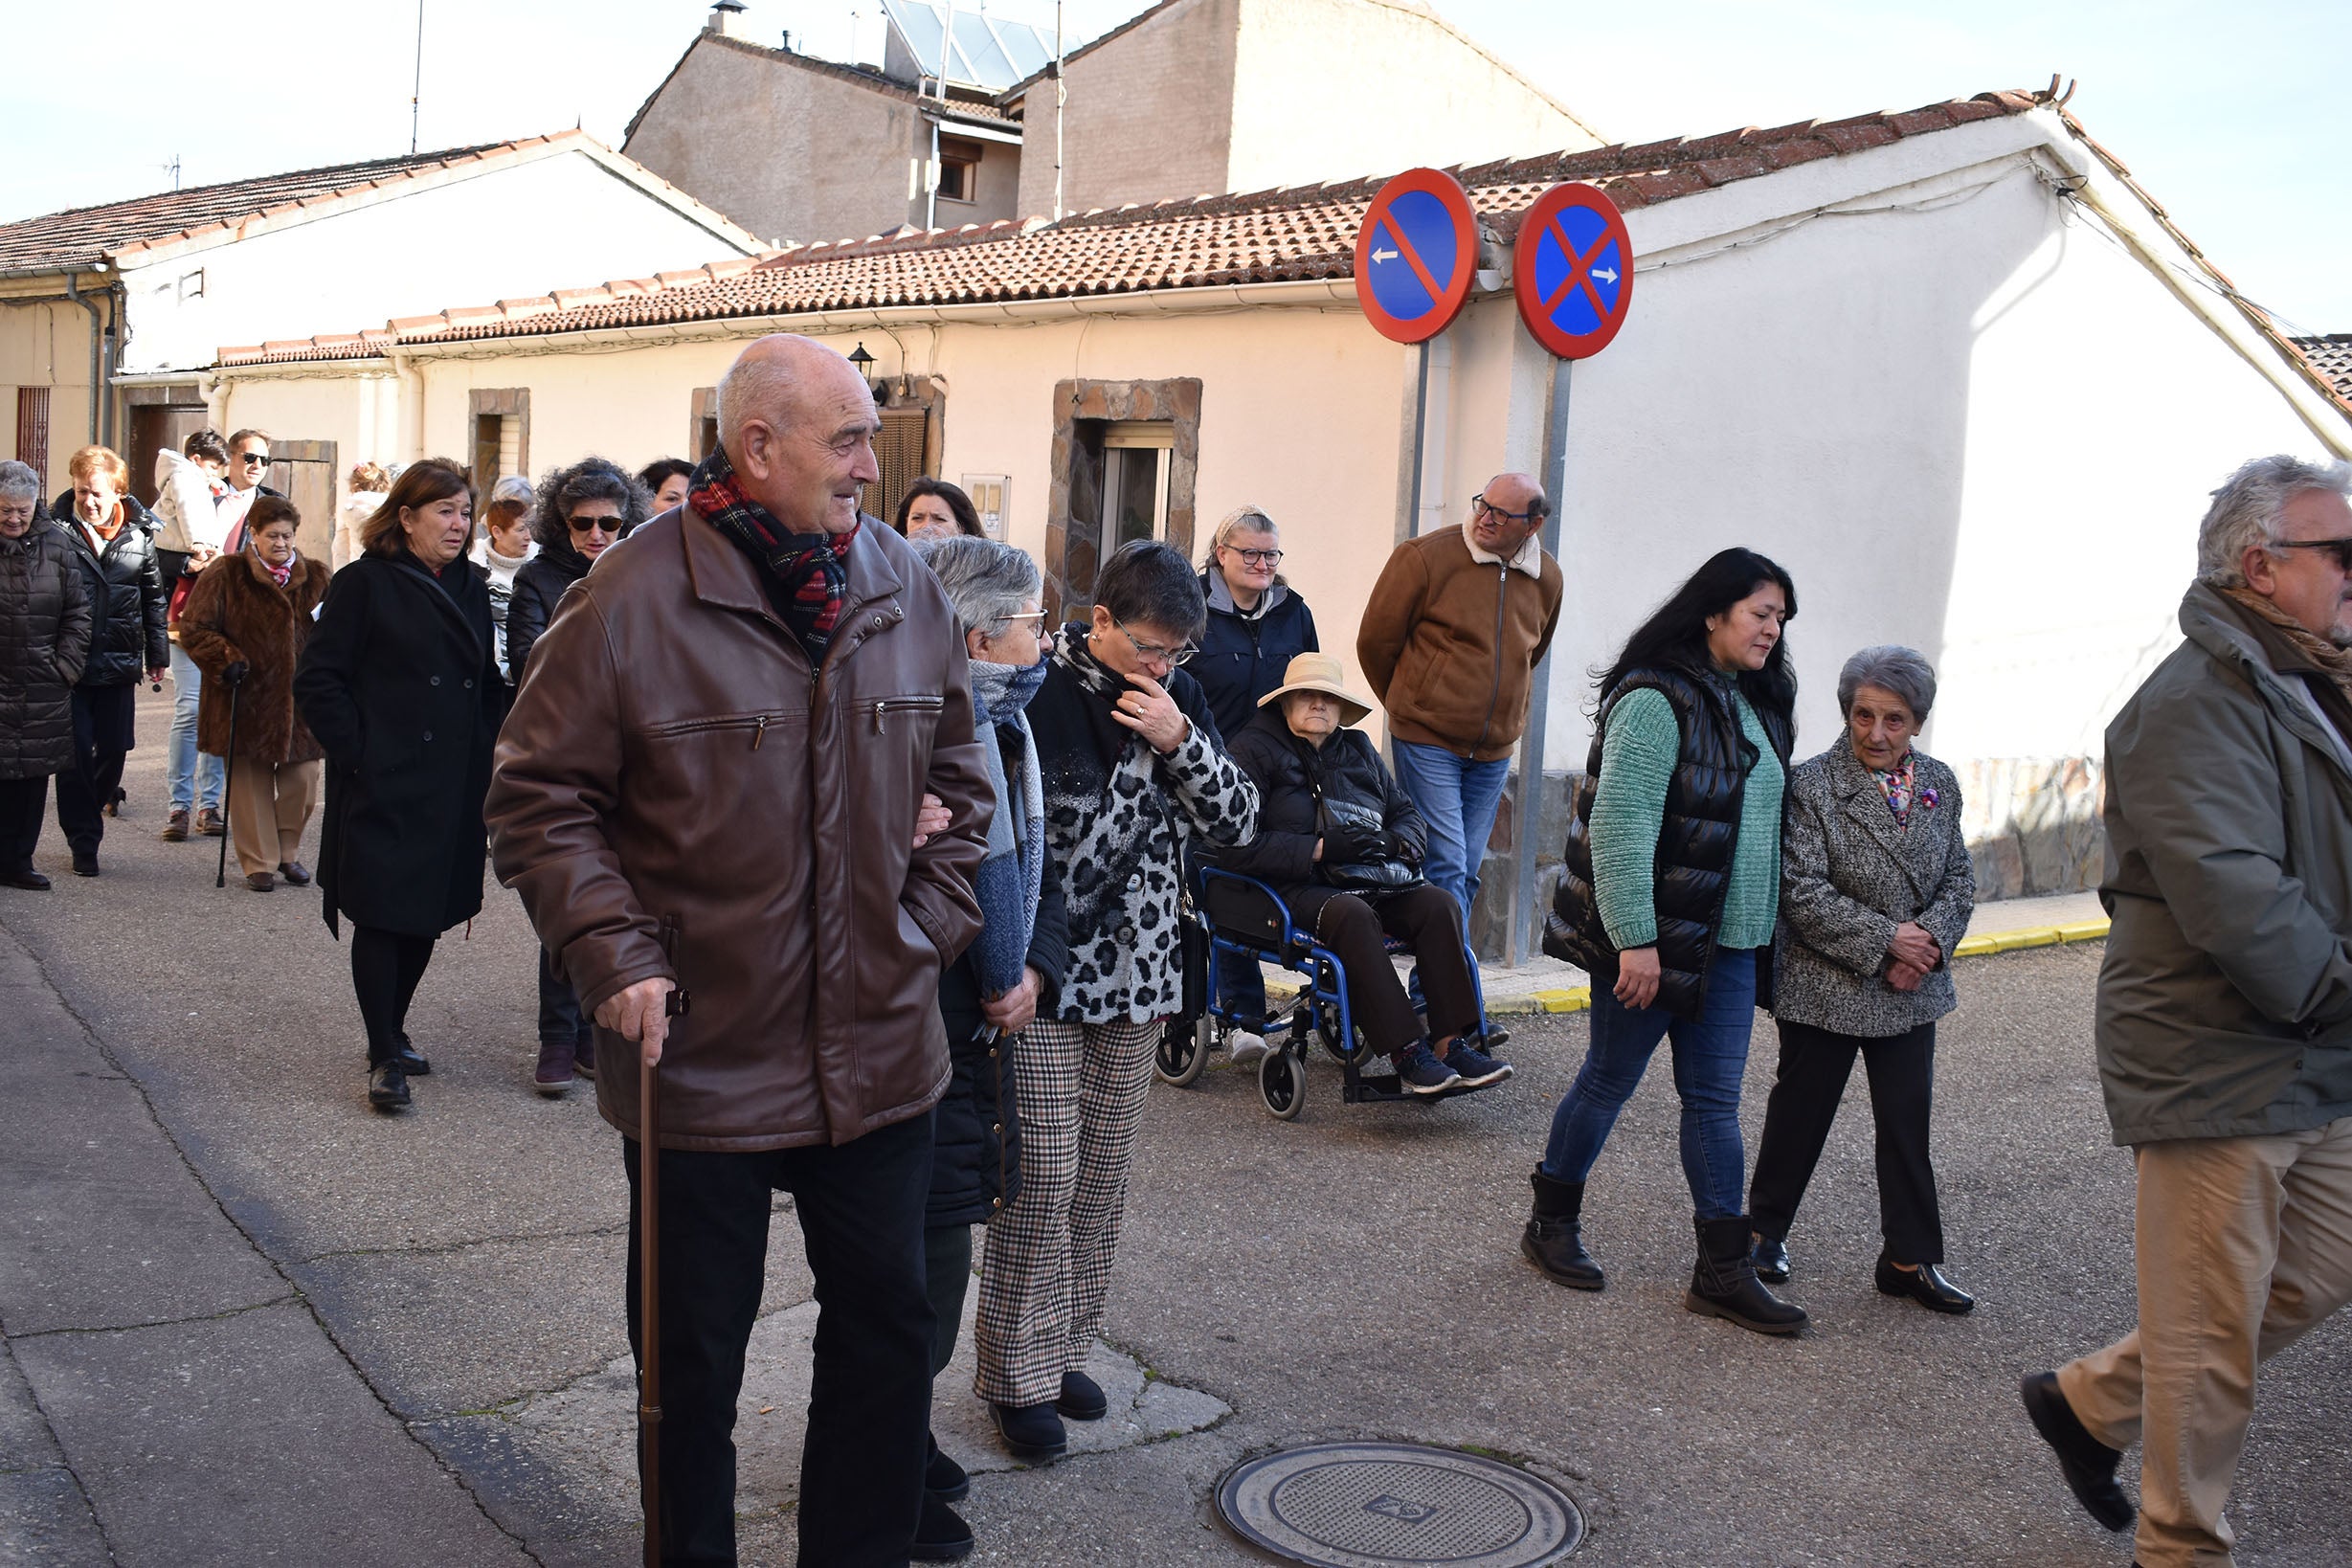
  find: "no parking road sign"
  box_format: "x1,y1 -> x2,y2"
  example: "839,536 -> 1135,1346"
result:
1354,168 -> 1478,345
1513,182 -> 1633,359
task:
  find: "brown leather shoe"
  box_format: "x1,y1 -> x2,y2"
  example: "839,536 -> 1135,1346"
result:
245,871 -> 276,891
160,809 -> 190,841
278,862 -> 312,886
197,808 -> 226,838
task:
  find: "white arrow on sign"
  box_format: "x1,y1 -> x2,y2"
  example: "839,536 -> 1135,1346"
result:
1592,265 -> 1619,284
1373,247 -> 1399,263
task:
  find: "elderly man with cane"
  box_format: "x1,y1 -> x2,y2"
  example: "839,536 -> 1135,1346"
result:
2025,456 -> 2352,1568
489,334 -> 990,1567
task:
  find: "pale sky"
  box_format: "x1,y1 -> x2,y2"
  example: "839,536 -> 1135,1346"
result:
3,0 -> 2344,333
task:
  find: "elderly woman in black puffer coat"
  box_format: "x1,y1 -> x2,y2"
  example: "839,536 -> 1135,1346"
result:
0,461 -> 93,889
504,457 -> 651,1095
1216,652 -> 1508,1096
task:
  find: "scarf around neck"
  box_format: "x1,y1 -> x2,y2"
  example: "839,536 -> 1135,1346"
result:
966,655 -> 1050,995
2223,584 -> 2352,705
687,443 -> 858,664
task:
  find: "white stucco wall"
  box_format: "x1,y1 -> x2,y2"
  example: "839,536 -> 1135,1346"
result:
1226,0 -> 1601,192
114,151 -> 755,376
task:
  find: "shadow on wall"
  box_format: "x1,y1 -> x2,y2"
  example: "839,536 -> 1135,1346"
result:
1467,759 -> 2104,959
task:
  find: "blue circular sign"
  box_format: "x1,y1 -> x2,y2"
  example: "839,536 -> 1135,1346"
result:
1354,169 -> 1478,345
1513,183 -> 1634,359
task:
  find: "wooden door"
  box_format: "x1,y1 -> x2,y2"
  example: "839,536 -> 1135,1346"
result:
128,402 -> 211,508
268,439 -> 339,565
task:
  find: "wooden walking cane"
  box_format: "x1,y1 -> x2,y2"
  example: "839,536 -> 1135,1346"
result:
640,917 -> 691,1568
213,662 -> 245,888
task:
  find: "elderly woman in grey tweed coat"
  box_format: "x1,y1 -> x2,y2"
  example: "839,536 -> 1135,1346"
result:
1747,646 -> 1979,1313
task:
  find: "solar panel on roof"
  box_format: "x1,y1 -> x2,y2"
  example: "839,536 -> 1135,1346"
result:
881,0 -> 1057,90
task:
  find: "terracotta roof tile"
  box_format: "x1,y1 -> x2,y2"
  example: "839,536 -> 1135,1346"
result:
224,91 -> 2050,367
2296,336 -> 2352,401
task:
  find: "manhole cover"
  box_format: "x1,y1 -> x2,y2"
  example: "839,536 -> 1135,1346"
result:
1217,1442 -> 1583,1568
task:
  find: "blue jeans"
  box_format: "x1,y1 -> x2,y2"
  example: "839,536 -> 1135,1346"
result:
1216,945 -> 1267,1028
167,643 -> 224,815
1538,947 -> 1758,1220
1390,740 -> 1511,928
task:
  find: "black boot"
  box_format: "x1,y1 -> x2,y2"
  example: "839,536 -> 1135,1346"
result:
910,1493 -> 975,1561
1686,1215 -> 1807,1335
1521,1170 -> 1604,1290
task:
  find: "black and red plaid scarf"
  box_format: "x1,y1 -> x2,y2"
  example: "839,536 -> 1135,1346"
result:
687,443 -> 859,664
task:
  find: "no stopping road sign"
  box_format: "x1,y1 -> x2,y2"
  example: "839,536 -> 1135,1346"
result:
1355,168 -> 1479,345
1513,183 -> 1633,359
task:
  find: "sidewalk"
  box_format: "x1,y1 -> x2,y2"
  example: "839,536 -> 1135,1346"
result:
1264,888 -> 2112,1017
0,925 -> 530,1568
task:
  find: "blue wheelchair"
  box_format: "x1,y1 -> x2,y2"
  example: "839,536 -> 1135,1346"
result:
1154,867 -> 1490,1120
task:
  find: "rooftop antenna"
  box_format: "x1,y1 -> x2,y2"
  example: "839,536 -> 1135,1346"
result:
410,0 -> 424,154
161,154 -> 182,191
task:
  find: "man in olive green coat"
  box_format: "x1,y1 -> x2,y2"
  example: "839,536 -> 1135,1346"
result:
2024,455 -> 2352,1568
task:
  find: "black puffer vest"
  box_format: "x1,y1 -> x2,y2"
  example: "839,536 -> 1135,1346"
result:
1544,663 -> 1793,1019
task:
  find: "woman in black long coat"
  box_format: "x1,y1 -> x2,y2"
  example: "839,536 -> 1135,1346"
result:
294,459 -> 506,1112
0,461 -> 92,888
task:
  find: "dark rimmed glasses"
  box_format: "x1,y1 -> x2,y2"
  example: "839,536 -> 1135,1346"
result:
1115,618 -> 1197,667
1223,546 -> 1284,567
2272,537 -> 2352,572
1471,493 -> 1543,526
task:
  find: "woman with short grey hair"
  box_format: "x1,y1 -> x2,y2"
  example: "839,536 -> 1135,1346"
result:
1747,643 -> 1980,1313
0,460 -> 92,888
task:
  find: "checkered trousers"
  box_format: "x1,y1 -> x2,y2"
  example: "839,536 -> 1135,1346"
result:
973,1016 -> 1160,1407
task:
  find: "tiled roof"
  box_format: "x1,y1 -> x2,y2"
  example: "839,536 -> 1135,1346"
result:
622,32 -> 1019,149
226,91 -> 2050,367
0,138 -> 556,277
2295,336 -> 2352,401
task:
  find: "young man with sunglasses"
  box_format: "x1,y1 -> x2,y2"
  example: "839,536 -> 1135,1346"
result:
2026,455 -> 2352,1568
1358,471 -> 1563,1009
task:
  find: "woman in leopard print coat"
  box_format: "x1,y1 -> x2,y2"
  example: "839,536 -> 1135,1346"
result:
973,542 -> 1257,1459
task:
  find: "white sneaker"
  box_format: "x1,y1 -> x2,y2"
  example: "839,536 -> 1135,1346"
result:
1228,1029 -> 1269,1066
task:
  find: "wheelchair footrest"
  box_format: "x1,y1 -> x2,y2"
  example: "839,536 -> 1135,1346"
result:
1344,1070 -> 1478,1106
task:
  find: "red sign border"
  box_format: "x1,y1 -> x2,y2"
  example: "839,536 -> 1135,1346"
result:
1512,182 -> 1634,360
1354,168 -> 1479,346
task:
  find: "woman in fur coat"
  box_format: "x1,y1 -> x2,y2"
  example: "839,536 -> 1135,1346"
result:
180,496 -> 330,890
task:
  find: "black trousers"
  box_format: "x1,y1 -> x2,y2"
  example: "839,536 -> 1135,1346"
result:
0,775 -> 49,871
349,927 -> 437,1067
536,947 -> 589,1046
624,1115 -> 935,1568
55,683 -> 136,855
1748,1018 -> 1944,1264
1288,884 -> 1481,1058
924,1222 -> 974,1378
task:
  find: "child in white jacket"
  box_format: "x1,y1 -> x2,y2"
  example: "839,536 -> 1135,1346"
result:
152,430 -> 234,840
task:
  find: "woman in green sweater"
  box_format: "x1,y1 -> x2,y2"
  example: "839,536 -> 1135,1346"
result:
1525,548 -> 1808,1336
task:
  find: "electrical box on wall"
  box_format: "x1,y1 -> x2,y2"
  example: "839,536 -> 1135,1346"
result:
962,474 -> 1009,538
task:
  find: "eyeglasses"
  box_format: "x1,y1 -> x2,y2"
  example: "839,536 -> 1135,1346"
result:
567,515 -> 620,535
2272,537 -> 2352,572
1224,547 -> 1284,567
236,452 -> 272,467
1115,618 -> 1197,666
1471,494 -> 1543,526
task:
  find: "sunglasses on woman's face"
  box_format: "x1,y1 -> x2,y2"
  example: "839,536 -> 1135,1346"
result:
567,516 -> 619,535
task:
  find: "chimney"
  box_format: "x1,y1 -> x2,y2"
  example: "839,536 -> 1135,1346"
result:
706,0 -> 747,38
780,29 -> 793,51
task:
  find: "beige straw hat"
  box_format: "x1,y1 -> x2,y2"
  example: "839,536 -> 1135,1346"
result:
1257,652 -> 1373,727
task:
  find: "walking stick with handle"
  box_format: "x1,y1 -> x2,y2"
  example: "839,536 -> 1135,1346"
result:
640,917 -> 692,1568
213,661 -> 247,888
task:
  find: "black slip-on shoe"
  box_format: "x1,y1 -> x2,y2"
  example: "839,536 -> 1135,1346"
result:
990,1400 -> 1067,1463
1752,1234 -> 1791,1283
368,1064 -> 412,1111
910,1494 -> 974,1561
2020,1372 -> 2134,1532
1877,1253 -> 1976,1314
925,1433 -> 970,1502
1058,1369 -> 1109,1422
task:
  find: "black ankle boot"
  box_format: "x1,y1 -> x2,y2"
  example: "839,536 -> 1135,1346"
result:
1521,1170 -> 1604,1290
1686,1215 -> 1807,1335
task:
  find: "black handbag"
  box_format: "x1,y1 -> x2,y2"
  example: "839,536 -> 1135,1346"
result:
1310,780 -> 1422,893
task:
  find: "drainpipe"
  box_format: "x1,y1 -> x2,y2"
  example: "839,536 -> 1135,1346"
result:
67,274 -> 104,448
1504,358 -> 1573,967
390,349 -> 427,461
1413,328 -> 1453,538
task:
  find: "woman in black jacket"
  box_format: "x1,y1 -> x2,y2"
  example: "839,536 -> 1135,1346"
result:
1191,504 -> 1318,1062
51,447 -> 168,877
504,459 -> 649,1095
0,461 -> 92,889
1218,653 -> 1502,1096
504,457 -> 648,687
294,459 -> 507,1112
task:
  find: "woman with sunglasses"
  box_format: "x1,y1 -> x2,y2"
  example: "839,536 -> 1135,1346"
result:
1192,505 -> 1319,1064
505,458 -> 651,1095
974,540 -> 1257,1466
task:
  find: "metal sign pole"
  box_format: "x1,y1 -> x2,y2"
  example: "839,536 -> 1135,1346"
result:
1507,356 -> 1572,966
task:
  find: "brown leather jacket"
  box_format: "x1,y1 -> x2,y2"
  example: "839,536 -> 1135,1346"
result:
1356,526 -> 1564,762
486,510 -> 992,1151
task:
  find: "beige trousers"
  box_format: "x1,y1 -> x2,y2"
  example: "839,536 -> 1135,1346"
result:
227,755 -> 321,878
2056,1116 -> 2352,1567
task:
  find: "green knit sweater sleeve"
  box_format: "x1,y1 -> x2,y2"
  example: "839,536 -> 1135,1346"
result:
1590,688 -> 1678,950
1715,691 -> 1785,950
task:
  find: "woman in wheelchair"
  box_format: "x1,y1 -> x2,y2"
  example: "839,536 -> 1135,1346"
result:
1216,653 -> 1510,1094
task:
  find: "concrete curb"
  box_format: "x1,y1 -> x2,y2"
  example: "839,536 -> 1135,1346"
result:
1263,917 -> 2114,1017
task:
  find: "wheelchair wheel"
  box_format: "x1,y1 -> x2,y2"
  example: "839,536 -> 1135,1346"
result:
1155,1016 -> 1211,1087
1259,1042 -> 1306,1121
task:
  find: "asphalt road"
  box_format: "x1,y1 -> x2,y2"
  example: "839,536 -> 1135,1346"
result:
3,691 -> 2347,1566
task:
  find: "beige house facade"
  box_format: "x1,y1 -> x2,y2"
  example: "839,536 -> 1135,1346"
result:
209,91 -> 2352,952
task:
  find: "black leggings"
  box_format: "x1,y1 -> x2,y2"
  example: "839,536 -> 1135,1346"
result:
351,926 -> 437,1067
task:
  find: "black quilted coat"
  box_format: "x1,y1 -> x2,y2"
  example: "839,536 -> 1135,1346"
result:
1217,706 -> 1428,890
1545,663 -> 1793,1019
0,524 -> 94,779
50,499 -> 168,689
